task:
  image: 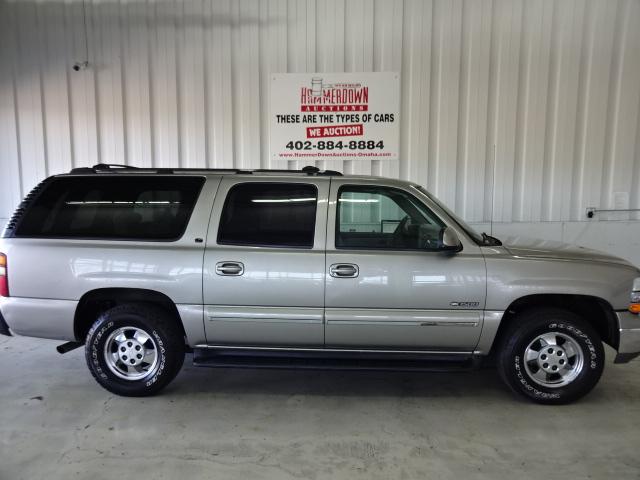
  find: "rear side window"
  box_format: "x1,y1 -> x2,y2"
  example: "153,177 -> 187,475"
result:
15,176 -> 204,241
218,183 -> 317,248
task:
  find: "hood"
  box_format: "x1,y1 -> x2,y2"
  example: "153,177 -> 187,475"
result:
500,236 -> 635,268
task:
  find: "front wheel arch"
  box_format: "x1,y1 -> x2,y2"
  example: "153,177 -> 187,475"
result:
488,294 -> 618,356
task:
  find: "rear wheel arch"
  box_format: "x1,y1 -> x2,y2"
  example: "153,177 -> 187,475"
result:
74,288 -> 185,343
488,294 -> 619,355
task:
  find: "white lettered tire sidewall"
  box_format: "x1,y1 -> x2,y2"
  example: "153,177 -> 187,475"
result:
499,309 -> 605,405
85,304 -> 185,397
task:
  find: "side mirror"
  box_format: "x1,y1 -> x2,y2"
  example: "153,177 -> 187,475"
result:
438,227 -> 462,252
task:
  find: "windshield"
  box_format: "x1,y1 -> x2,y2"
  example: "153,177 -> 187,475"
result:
413,186 -> 499,246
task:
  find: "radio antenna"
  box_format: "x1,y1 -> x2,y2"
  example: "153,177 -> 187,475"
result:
490,143 -> 497,236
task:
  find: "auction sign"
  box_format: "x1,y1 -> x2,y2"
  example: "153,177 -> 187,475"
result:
270,73 -> 400,162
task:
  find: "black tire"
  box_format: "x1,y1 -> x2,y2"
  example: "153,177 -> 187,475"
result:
497,308 -> 604,405
85,303 -> 185,397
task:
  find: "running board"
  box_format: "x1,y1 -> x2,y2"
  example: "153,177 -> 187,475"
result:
193,349 -> 480,372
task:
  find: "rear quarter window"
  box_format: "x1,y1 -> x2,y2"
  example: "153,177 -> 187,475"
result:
14,176 -> 204,241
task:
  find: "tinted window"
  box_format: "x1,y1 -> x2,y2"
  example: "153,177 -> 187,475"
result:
16,176 -> 204,240
414,185 -> 484,245
336,185 -> 445,250
218,183 -> 317,248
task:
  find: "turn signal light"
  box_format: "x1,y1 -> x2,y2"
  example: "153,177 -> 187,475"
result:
0,253 -> 7,297
629,287 -> 640,314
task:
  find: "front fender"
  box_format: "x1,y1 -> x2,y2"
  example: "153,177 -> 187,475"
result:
484,249 -> 638,311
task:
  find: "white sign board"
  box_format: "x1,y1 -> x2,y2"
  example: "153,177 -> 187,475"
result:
270,73 -> 400,162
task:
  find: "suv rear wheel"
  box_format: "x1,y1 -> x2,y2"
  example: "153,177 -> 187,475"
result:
85,303 -> 185,396
497,308 -> 604,404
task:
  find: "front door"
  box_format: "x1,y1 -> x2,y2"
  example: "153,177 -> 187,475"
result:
203,177 -> 329,347
324,180 -> 486,351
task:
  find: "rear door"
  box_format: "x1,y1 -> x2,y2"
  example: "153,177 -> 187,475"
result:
324,179 -> 486,351
202,176 -> 329,347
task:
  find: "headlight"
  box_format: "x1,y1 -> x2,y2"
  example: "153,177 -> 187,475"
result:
629,278 -> 640,314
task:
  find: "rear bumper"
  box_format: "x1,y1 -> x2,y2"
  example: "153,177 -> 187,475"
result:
615,310 -> 640,363
0,297 -> 77,341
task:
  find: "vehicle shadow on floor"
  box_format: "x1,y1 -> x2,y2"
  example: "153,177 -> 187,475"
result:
163,352 -> 634,404
168,356 -> 518,402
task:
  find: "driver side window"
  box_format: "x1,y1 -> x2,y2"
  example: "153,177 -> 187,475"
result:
336,185 -> 445,250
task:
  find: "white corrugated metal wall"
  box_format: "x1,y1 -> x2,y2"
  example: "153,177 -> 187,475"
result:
1,0 -> 640,259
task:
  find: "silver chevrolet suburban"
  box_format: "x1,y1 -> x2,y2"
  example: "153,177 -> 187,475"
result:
1,164 -> 639,404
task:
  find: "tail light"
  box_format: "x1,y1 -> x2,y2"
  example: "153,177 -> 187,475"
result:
0,254 -> 7,297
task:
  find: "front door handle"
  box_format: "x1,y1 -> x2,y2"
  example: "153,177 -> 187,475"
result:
329,263 -> 359,278
215,261 -> 244,276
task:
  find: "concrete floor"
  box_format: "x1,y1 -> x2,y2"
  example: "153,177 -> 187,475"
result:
1,336 -> 639,480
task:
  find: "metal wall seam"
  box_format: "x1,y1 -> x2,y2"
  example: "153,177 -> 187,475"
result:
0,0 -> 639,225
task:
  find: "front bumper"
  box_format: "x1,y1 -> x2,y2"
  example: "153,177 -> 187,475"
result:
615,310 -> 640,363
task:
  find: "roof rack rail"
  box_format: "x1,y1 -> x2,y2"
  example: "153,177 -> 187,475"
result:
68,163 -> 343,176
94,163 -> 139,171
69,163 -> 141,174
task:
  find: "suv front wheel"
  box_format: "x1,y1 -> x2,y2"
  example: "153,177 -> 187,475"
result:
85,303 -> 185,396
498,308 -> 604,404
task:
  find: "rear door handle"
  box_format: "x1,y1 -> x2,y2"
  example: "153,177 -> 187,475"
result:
215,261 -> 244,276
329,263 -> 359,278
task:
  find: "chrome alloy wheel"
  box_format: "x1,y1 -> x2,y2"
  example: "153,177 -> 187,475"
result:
523,332 -> 585,388
103,327 -> 159,381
